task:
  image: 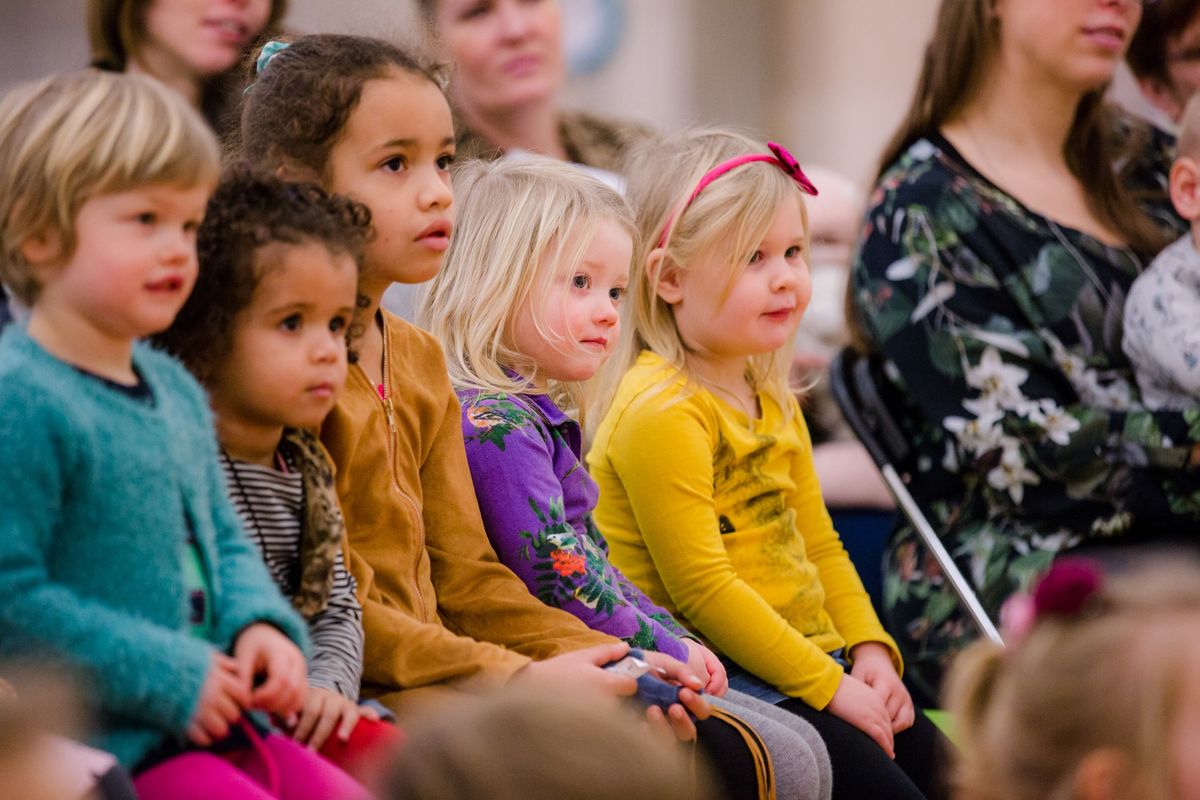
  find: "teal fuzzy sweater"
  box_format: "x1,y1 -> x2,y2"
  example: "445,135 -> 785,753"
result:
0,325 -> 309,769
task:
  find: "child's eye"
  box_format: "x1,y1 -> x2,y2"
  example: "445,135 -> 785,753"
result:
748,251 -> 763,265
382,156 -> 406,173
572,274 -> 591,290
437,153 -> 455,171
280,314 -> 302,332
329,316 -> 347,334
183,220 -> 201,235
461,1 -> 491,20
785,245 -> 803,259
136,212 -> 157,225
608,287 -> 625,303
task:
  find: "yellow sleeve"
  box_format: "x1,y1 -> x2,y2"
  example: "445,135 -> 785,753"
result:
606,390 -> 845,709
786,407 -> 902,675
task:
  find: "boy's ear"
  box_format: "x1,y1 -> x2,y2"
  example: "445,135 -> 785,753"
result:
648,248 -> 683,305
1170,156 -> 1200,222
19,229 -> 62,266
1072,748 -> 1131,800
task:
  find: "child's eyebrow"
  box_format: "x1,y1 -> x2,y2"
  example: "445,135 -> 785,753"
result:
377,136 -> 456,150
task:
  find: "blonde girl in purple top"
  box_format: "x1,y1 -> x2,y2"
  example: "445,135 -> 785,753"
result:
421,157 -> 833,800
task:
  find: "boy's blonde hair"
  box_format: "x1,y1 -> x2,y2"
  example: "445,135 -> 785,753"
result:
945,558 -> 1200,800
420,157 -> 636,414
0,69 -> 219,304
592,128 -> 810,425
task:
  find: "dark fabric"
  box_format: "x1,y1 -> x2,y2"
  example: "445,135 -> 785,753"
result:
852,119 -> 1193,698
95,764 -> 140,800
693,714 -> 767,800
777,700 -> 949,800
0,286 -> 11,332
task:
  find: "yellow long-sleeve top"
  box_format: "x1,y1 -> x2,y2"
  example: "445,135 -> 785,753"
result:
322,313 -> 614,718
588,351 -> 901,710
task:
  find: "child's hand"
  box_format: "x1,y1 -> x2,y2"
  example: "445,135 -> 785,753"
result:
850,642 -> 915,733
290,686 -> 381,751
827,672 -> 895,758
187,653 -> 251,746
514,642 -> 639,699
233,623 -> 307,716
681,639 -> 729,697
643,686 -> 709,744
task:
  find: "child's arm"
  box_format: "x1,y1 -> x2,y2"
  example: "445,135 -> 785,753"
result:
459,393 -> 690,663
785,407 -> 903,674
304,549 -> 364,699
604,394 -> 845,709
419,383 -> 616,658
0,397 -> 213,734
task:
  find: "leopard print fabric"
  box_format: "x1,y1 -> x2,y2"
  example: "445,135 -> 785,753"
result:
280,428 -> 345,618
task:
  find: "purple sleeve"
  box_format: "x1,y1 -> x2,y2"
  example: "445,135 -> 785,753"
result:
459,392 -> 690,662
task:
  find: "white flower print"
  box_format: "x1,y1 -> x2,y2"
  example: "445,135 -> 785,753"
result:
956,528 -> 996,588
986,439 -> 1041,503
966,347 -> 1029,410
1027,400 -> 1082,446
944,409 -> 1004,456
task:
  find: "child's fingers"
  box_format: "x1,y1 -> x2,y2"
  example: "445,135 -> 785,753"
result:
291,694 -> 324,744
359,704 -> 381,723
596,669 -> 638,698
186,722 -> 212,748
675,688 -> 710,721
642,705 -> 675,746
305,706 -> 342,751
665,703 -> 697,743
337,704 -> 362,743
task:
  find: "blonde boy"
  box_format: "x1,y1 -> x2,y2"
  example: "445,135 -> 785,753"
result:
1123,93 -> 1200,409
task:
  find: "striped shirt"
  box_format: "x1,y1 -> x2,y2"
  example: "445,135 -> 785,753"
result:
221,453 -> 363,699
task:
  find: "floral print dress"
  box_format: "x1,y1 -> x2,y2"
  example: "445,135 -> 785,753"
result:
457,387 -> 694,663
851,126 -> 1197,698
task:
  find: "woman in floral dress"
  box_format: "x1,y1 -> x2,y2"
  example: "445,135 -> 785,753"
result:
851,0 -> 1196,701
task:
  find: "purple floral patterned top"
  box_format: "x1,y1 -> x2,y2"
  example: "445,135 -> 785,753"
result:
458,387 -> 691,662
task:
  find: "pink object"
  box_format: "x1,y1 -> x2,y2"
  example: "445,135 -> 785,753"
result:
1032,557 -> 1103,619
656,141 -> 819,247
319,716 -> 403,779
133,732 -> 372,800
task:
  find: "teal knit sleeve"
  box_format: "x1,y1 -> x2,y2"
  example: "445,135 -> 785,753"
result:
160,355 -> 311,655
0,381 -> 214,734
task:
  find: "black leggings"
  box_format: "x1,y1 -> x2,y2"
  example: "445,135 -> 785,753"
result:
776,699 -> 949,800
693,714 -> 771,800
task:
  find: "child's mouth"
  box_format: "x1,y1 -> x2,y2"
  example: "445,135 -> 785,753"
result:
415,221 -> 452,252
145,276 -> 184,293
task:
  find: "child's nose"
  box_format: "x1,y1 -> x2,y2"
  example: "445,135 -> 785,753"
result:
418,170 -> 453,211
591,294 -> 616,323
498,0 -> 536,40
313,331 -> 343,363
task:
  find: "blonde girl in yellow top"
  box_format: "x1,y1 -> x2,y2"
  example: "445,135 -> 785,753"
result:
588,129 -> 949,800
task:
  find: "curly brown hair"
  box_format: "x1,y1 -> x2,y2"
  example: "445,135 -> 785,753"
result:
237,34 -> 447,181
155,167 -> 371,383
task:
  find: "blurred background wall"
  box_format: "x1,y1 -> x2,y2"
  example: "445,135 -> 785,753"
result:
0,0 -> 947,187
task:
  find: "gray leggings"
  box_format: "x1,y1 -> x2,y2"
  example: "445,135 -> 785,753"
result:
710,689 -> 833,800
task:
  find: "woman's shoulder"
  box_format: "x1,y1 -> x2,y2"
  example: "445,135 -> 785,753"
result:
558,110 -> 655,173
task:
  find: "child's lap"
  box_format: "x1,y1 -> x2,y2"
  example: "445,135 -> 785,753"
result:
134,733 -> 370,800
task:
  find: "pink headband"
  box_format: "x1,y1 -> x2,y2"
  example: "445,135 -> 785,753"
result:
656,141 -> 819,248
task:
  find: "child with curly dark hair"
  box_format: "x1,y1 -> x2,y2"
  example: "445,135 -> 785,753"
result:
156,168 -> 398,780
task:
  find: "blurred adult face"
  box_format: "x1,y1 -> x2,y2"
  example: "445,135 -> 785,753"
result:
433,0 -> 566,117
139,0 -> 272,78
993,0 -> 1142,93
1143,11 -> 1200,121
